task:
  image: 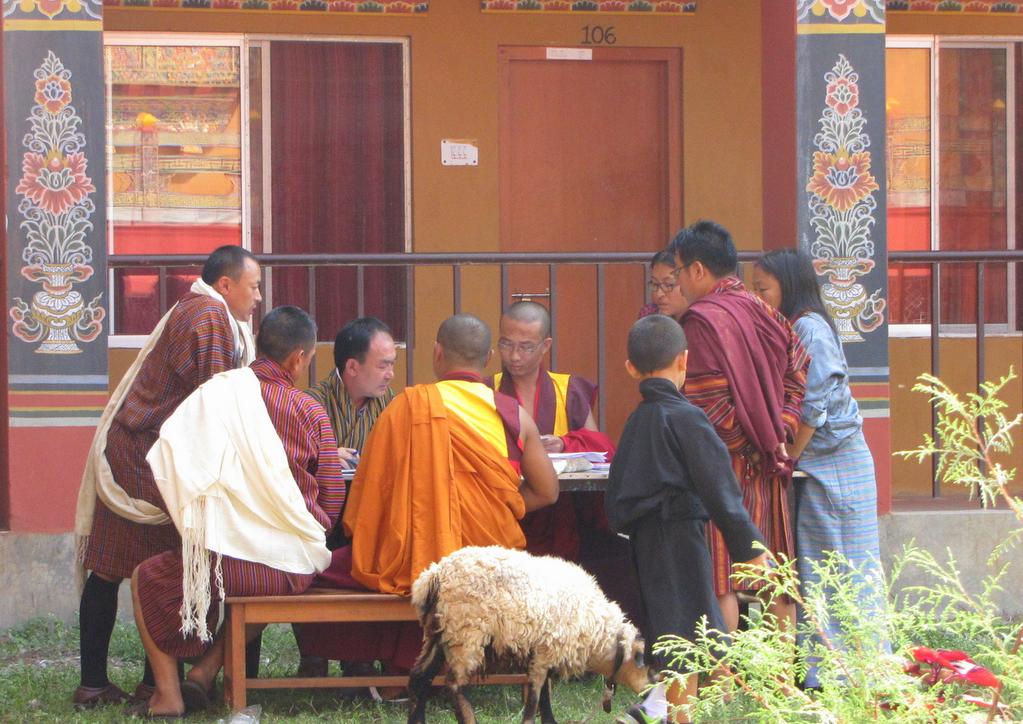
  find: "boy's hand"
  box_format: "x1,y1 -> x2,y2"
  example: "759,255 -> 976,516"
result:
740,552 -> 771,574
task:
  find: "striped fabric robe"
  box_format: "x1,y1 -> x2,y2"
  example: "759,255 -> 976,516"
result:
83,293 -> 237,579
135,358 -> 345,657
682,277 -> 809,596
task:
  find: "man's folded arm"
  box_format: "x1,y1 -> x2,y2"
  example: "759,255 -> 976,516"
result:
516,408 -> 559,512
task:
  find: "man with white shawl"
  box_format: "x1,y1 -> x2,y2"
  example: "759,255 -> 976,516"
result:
73,246 -> 260,709
130,306 -> 344,718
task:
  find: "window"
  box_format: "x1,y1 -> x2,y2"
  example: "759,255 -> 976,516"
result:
105,34 -> 410,342
886,38 -> 1018,332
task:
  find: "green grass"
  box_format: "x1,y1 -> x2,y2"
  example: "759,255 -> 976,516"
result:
0,617 -> 631,722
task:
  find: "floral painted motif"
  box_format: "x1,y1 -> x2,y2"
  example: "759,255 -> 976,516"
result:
10,52 -> 105,354
806,150 -> 878,211
480,0 -> 695,11
797,0 -> 885,22
805,54 -> 885,343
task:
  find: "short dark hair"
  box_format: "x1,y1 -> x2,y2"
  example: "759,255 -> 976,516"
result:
201,245 -> 257,285
627,314 -> 687,375
257,306 -> 317,364
650,247 -> 676,268
504,301 -> 551,338
437,313 -> 491,369
670,220 -> 738,278
755,249 -> 836,332
333,317 -> 392,371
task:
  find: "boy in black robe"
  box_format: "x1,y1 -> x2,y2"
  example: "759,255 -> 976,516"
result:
606,314 -> 769,724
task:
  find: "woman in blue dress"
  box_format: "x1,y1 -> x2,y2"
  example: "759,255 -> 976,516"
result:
752,248 -> 888,689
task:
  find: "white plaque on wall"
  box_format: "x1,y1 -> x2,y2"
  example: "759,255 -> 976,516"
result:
441,139 -> 479,166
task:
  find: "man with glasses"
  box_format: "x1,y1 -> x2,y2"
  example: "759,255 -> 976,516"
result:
486,302 -> 643,623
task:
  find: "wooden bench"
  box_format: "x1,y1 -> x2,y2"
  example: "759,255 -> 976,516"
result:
223,588 -> 527,710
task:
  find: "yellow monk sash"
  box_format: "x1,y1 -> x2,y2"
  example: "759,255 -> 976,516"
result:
435,380 -> 510,459
494,370 -> 572,436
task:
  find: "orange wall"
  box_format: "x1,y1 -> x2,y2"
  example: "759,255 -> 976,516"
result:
104,0 -> 766,439
890,335 -> 1023,499
888,11 -> 1023,35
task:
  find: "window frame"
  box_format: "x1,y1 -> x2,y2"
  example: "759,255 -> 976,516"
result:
886,35 -> 1018,337
103,32 -> 412,346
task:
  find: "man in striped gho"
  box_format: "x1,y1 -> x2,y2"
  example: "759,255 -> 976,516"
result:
129,306 -> 344,718
672,221 -> 808,635
73,245 -> 261,709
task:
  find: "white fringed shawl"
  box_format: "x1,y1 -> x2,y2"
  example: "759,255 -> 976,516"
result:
147,367 -> 331,641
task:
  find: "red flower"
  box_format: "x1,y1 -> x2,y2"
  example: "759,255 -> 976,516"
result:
909,647 -> 1001,689
484,0 -> 515,7
826,76 -> 858,116
327,0 -> 357,9
544,1 -> 571,9
599,0 -> 627,9
34,74 -> 72,114
821,0 -> 861,20
16,151 -> 96,216
383,0 -> 413,11
655,1 -> 684,10
806,150 -> 878,211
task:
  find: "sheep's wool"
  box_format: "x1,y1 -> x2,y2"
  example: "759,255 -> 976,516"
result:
411,545 -> 639,684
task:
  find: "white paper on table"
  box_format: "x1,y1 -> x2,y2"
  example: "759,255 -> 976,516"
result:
547,451 -> 608,464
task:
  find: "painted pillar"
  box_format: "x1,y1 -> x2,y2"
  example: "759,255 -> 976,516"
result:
795,0 -> 892,512
3,0 -> 108,530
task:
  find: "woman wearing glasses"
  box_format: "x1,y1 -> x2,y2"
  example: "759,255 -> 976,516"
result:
639,247 -> 689,322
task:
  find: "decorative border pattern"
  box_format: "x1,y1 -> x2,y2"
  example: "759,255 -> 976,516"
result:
797,0 -> 885,22
3,0 -> 102,20
804,54 -> 886,344
481,1 -> 695,12
10,51 -> 105,354
887,0 -> 1023,12
101,0 -> 426,10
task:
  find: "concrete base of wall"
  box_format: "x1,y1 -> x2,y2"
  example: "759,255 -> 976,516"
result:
2,509 -> 1022,629
0,532 -> 134,630
879,508 -> 1023,617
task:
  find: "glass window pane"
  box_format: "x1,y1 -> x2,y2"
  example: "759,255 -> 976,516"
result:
938,46 -> 1008,325
106,44 -> 243,333
886,46 -> 933,324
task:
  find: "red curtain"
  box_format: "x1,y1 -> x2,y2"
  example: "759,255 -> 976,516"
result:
269,41 -> 406,341
938,47 -> 1009,326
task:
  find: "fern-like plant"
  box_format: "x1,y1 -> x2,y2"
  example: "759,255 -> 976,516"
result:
653,368 -> 1022,722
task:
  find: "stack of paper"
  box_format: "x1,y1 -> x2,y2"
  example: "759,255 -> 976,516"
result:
547,451 -> 608,474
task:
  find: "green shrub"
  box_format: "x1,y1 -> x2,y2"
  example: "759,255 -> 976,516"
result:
655,368 -> 1021,722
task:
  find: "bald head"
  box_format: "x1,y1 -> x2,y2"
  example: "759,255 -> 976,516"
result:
435,313 -> 492,372
503,301 -> 550,339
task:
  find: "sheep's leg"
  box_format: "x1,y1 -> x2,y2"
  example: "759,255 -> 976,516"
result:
521,670 -> 546,724
538,676 -> 557,724
407,634 -> 446,724
448,683 -> 477,724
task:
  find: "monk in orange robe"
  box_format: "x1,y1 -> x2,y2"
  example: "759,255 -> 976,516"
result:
297,313 -> 559,673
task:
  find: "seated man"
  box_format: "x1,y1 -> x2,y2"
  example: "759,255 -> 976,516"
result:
298,313 -> 559,673
129,306 -> 344,717
487,300 -> 615,561
307,316 -> 397,469
487,302 -> 643,626
298,317 -> 396,676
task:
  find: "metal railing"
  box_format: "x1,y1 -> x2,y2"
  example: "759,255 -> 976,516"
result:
109,248 -> 1023,499
888,249 -> 1023,497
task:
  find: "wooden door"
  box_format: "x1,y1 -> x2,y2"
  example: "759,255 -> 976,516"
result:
498,46 -> 682,439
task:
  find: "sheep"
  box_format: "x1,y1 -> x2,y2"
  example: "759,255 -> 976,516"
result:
406,545 -> 651,724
